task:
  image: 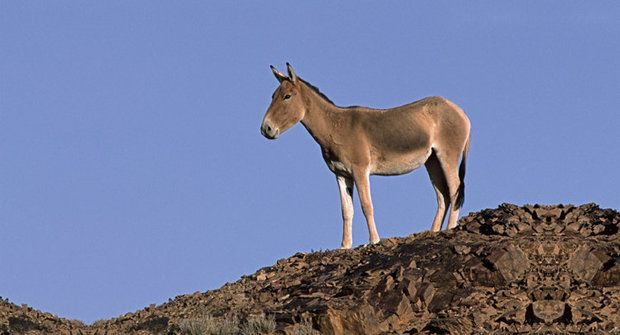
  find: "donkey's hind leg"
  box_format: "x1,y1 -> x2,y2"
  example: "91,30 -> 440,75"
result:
435,150 -> 462,230
425,151 -> 450,232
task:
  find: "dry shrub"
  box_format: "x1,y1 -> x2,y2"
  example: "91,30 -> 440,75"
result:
179,313 -> 277,335
289,321 -> 320,335
240,314 -> 276,335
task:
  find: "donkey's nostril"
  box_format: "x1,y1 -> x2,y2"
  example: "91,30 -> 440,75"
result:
261,122 -> 277,139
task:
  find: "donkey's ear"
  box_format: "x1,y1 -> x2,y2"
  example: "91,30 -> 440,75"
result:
286,62 -> 298,83
270,65 -> 287,83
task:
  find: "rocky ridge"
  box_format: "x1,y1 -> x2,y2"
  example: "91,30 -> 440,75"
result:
2,203 -> 619,334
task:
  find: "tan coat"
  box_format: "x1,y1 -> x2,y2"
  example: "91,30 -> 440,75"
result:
261,64 -> 471,249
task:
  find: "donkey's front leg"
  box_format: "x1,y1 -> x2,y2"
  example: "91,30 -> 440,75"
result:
353,169 -> 380,245
336,175 -> 355,249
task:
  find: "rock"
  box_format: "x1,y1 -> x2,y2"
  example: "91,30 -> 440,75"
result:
567,244 -> 607,282
1,203 -> 619,334
486,243 -> 529,282
417,282 -> 436,306
454,244 -> 471,255
531,300 -> 566,323
317,305 -> 385,335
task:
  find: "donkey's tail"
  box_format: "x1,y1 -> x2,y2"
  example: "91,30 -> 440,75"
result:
455,134 -> 470,209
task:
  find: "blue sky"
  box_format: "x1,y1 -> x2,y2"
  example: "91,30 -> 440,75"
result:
1,1 -> 619,324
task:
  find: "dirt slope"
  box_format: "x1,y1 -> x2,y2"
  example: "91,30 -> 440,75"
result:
2,204 -> 619,334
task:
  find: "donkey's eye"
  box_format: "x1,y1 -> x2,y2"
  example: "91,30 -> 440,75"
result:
284,94 -> 291,100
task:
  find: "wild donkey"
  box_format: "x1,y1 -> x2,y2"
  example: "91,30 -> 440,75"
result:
261,63 -> 471,249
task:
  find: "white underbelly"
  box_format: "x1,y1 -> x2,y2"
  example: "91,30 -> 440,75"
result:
372,149 -> 432,176
326,159 -> 351,175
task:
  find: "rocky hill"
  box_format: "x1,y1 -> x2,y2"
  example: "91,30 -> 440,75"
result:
2,204 -> 619,334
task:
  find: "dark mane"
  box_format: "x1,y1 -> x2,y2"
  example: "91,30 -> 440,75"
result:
299,78 -> 335,105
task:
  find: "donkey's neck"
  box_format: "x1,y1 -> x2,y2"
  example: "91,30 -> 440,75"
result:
298,81 -> 343,148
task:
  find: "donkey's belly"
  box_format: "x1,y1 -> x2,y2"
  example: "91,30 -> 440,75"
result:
371,149 -> 432,176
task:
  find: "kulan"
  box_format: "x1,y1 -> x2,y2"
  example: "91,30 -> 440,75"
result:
261,63 -> 470,249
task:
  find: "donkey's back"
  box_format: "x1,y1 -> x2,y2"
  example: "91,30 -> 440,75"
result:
353,96 -> 469,178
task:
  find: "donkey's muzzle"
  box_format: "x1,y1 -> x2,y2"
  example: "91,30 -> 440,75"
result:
261,121 -> 278,140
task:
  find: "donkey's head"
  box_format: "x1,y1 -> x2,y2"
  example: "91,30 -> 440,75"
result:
261,63 -> 306,139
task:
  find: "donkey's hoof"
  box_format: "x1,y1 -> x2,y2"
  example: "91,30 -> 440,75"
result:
361,239 -> 381,248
